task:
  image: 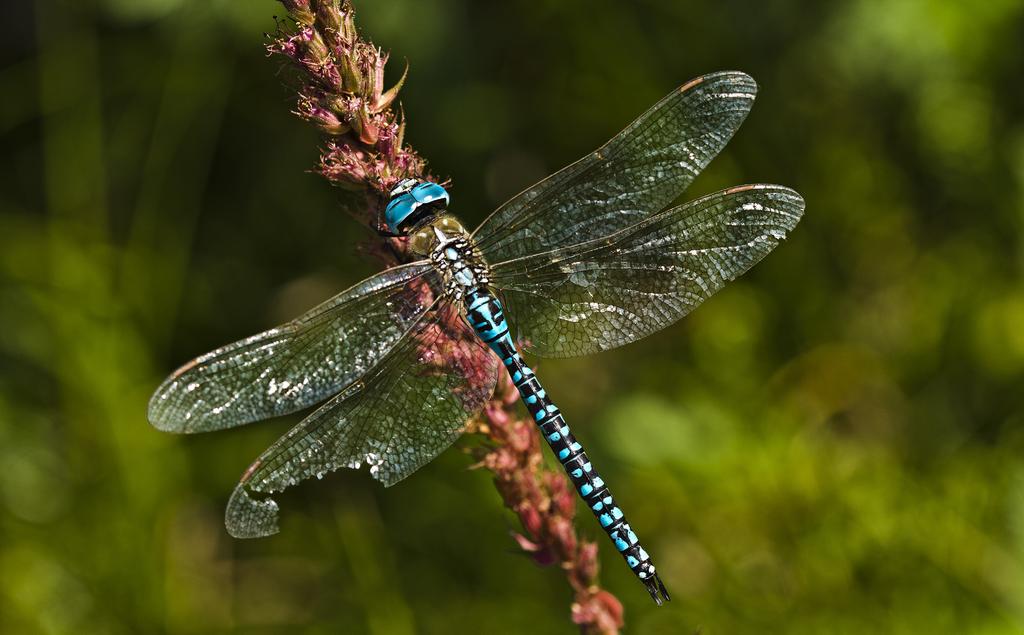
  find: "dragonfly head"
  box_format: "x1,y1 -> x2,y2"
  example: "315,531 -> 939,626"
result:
384,178 -> 450,235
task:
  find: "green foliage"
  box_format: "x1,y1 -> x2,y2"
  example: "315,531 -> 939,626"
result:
2,0 -> 1024,632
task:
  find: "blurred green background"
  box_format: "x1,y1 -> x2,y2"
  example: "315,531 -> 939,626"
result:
3,0 -> 1024,633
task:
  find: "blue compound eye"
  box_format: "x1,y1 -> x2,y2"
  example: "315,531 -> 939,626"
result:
384,196 -> 417,234
384,181 -> 450,234
411,182 -> 450,207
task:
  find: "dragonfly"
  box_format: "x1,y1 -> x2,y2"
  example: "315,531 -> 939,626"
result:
148,71 -> 804,605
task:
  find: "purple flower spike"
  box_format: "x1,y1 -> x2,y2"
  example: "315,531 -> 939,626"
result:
269,0 -> 426,201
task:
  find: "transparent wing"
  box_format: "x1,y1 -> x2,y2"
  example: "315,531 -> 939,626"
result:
472,71 -> 758,263
489,185 -> 804,358
224,299 -> 499,538
148,261 -> 437,433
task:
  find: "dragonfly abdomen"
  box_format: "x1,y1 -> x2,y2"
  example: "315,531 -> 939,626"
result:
463,287 -> 670,605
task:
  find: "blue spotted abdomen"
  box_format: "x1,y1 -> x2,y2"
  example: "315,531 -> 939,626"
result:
463,287 -> 669,604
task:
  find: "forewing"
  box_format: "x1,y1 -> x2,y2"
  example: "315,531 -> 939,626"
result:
224,299 -> 499,538
473,71 -> 758,263
148,261 -> 437,433
489,185 -> 804,358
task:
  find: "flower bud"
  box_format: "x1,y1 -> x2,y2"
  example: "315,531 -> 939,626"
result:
316,0 -> 343,38
297,93 -> 350,135
575,541 -> 599,583
520,504 -> 543,538
280,0 -> 314,25
320,142 -> 368,189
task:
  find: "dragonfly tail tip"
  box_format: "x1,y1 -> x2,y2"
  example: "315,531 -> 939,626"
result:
644,573 -> 671,606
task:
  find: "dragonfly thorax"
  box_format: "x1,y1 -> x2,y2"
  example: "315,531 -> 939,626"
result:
408,214 -> 468,255
412,214 -> 491,298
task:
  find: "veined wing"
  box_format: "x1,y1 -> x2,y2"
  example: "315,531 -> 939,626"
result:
472,71 -> 758,264
148,261 -> 437,433
489,185 -> 804,358
225,299 -> 499,538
